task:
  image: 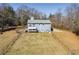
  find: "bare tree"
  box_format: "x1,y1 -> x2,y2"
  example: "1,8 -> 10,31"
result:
66,3 -> 79,34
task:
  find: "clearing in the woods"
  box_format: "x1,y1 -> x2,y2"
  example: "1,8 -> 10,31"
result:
0,28 -> 79,55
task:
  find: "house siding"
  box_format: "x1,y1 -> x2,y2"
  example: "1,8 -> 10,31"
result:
28,23 -> 51,32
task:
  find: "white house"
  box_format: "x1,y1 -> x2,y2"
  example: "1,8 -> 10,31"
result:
27,17 -> 51,32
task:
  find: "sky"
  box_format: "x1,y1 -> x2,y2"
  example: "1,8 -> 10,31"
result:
10,3 -> 70,17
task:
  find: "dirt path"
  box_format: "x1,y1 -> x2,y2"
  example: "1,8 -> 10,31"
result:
0,28 -> 24,55
0,30 -> 18,54
4,31 -> 22,55
53,28 -> 63,32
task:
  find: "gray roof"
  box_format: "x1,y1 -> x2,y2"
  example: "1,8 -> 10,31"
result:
28,20 -> 51,24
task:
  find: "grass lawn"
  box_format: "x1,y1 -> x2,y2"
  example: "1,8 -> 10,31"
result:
6,30 -> 79,55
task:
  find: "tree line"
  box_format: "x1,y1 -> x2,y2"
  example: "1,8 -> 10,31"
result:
0,3 -> 79,35
49,4 -> 79,35
0,3 -> 47,33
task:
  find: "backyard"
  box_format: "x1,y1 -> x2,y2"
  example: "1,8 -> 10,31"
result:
0,28 -> 78,55
0,3 -> 79,55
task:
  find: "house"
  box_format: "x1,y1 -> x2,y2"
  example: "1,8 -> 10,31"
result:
27,17 -> 51,32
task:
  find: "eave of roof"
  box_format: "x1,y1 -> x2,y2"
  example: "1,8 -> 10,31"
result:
28,20 -> 51,24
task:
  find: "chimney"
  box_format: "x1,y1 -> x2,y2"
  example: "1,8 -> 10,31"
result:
31,17 -> 34,20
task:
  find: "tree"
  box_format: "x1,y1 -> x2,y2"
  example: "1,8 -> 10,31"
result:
16,5 -> 30,26
0,3 -> 16,26
55,9 -> 62,28
66,3 -> 79,34
16,4 -> 46,26
0,3 -> 16,34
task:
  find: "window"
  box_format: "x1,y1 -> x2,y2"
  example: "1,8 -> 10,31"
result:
29,24 -> 35,27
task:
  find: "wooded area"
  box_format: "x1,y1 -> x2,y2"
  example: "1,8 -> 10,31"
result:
49,4 -> 79,35
0,3 -> 79,35
0,3 -> 47,33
